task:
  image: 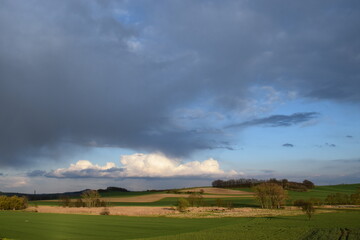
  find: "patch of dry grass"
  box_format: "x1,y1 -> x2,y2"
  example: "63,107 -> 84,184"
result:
25,205 -> 333,218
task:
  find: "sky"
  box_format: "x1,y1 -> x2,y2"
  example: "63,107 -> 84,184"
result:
0,0 -> 359,193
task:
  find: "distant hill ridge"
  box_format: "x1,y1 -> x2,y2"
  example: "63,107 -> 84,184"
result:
0,186 -> 129,200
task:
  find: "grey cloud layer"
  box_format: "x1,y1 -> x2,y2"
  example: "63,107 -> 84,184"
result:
1,0 -> 359,167
226,112 -> 319,128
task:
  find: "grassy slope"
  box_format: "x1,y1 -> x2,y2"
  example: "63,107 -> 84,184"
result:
1,210 -> 359,240
288,184 -> 360,201
234,183 -> 360,205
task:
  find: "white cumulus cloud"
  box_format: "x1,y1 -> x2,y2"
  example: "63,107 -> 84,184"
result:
45,153 -> 237,179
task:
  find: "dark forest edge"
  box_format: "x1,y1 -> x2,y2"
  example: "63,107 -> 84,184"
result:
212,178 -> 315,191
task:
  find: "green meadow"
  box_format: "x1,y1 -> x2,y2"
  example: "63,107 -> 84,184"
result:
0,210 -> 359,239
2,184 -> 360,239
287,183 -> 360,201
137,210 -> 360,240
233,183 -> 360,206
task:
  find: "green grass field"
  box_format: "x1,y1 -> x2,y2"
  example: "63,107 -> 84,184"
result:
233,183 -> 360,206
4,184 -> 360,239
287,184 -> 360,201
136,210 -> 360,240
0,210 -> 359,239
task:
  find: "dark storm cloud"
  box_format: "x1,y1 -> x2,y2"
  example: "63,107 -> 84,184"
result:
45,168 -> 125,179
139,0 -> 360,104
0,0 -> 215,166
226,112 -> 319,129
282,143 -> 294,147
1,0 -> 360,167
27,170 -> 47,177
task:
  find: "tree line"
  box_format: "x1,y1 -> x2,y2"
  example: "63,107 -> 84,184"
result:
176,192 -> 234,212
0,195 -> 28,210
212,178 -> 315,191
325,190 -> 360,205
60,190 -> 107,208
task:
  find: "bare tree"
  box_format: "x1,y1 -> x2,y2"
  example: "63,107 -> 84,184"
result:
253,183 -> 287,209
81,190 -> 101,208
59,196 -> 71,207
187,193 -> 203,207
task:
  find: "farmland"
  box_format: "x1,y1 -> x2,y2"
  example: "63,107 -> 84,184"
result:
1,183 -> 360,239
30,183 -> 360,208
0,209 -> 359,239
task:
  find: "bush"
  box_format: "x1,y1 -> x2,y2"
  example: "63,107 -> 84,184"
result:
74,198 -> 85,207
309,198 -> 324,206
294,199 -> 315,220
176,198 -> 190,212
325,193 -> 351,205
58,191 -> 107,208
294,199 -> 306,207
350,192 -> 360,205
325,191 -> 360,205
215,198 -> 224,207
100,207 -> 110,215
187,193 -> 203,207
225,201 -> 234,210
0,195 -> 28,210
59,196 -> 71,207
303,180 -> 315,189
